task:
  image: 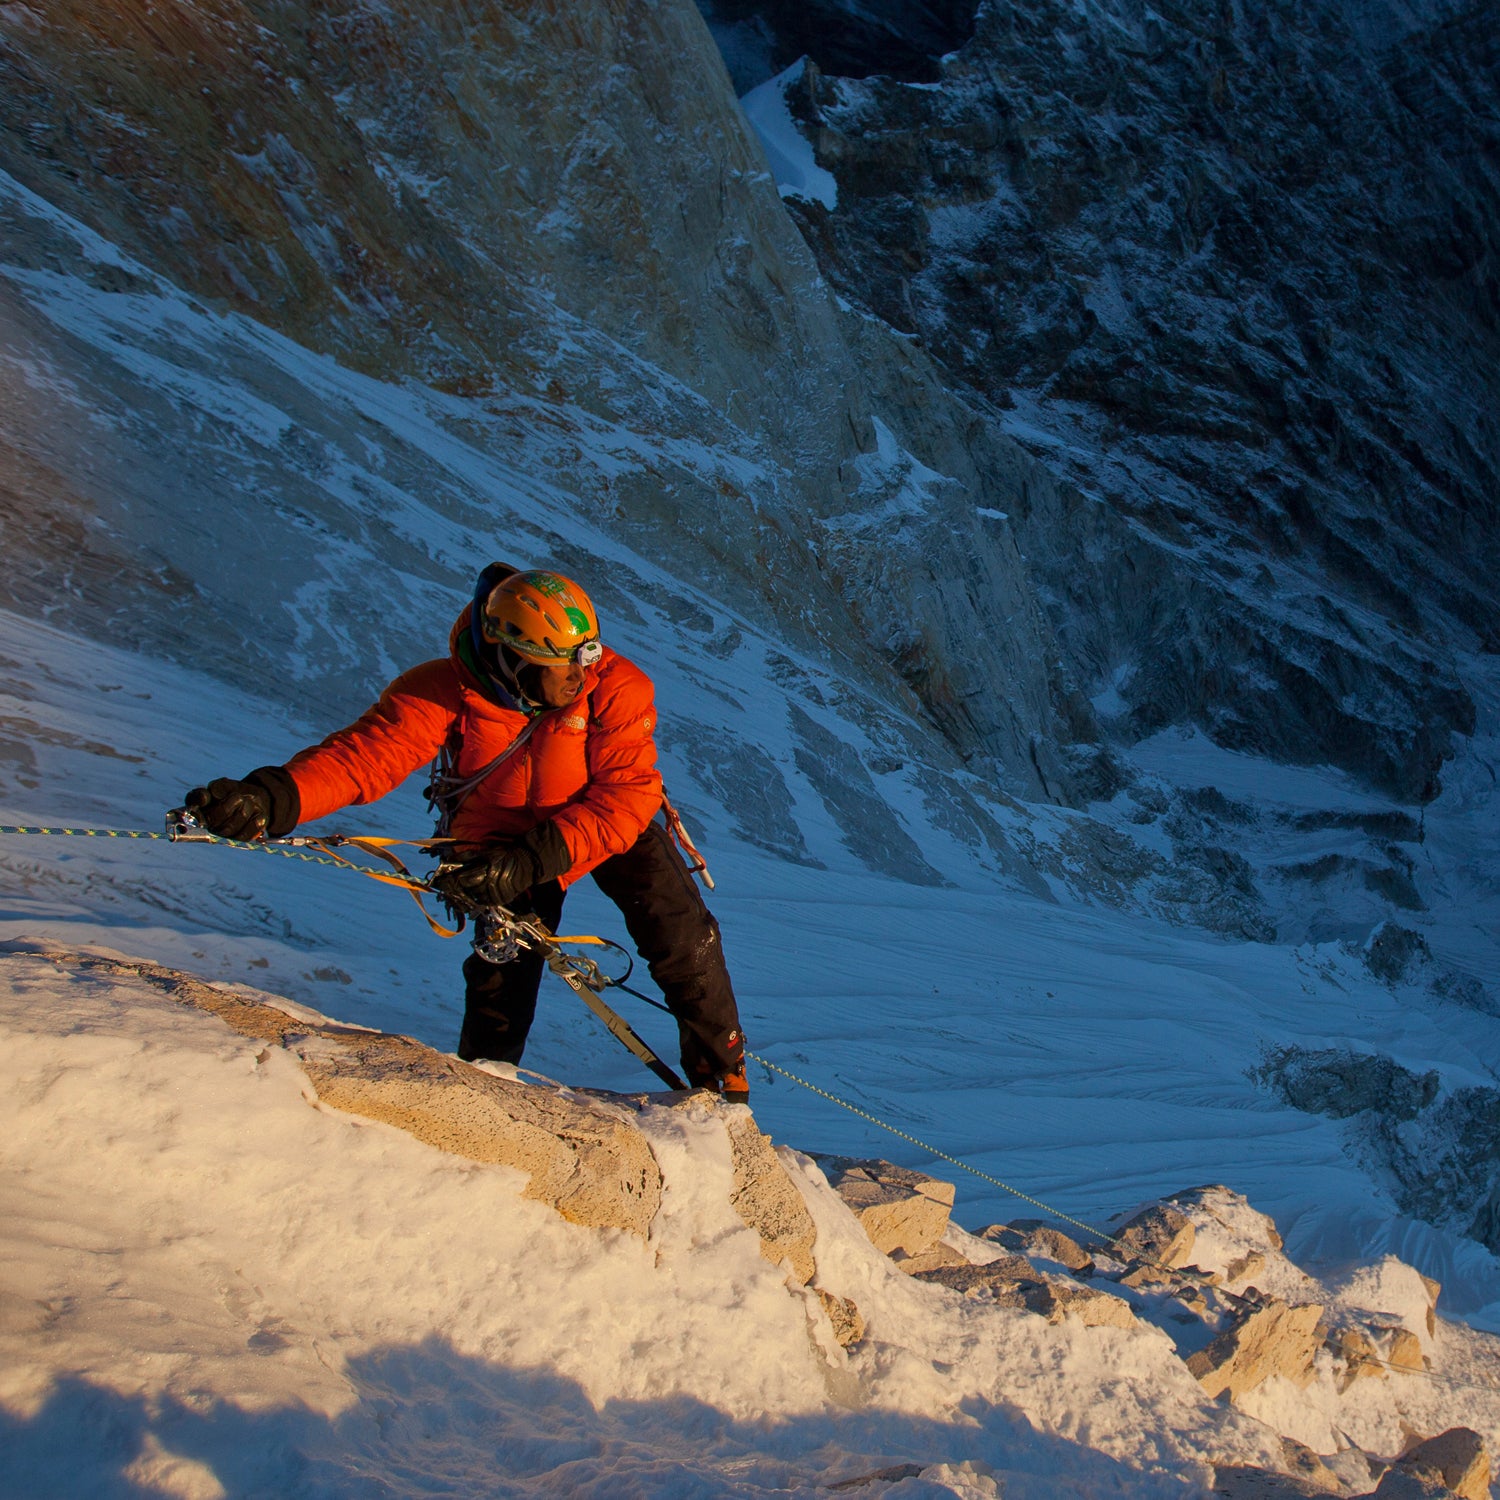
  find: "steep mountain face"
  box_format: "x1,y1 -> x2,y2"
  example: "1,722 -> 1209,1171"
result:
0,0 -> 1097,810
741,0 -> 1500,804
3,0 -> 1500,1286
1,0 -> 1497,958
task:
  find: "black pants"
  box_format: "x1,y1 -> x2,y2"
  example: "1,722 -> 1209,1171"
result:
457,817 -> 745,1083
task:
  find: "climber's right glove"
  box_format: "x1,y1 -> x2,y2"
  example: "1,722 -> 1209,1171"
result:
182,767 -> 301,840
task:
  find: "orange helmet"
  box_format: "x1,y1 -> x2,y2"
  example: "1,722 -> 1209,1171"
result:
479,569 -> 602,665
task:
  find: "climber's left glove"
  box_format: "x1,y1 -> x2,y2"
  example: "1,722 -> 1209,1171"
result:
432,821 -> 572,909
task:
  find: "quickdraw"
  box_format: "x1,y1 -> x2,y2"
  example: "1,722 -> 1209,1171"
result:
468,906 -> 687,1091
164,808 -> 464,938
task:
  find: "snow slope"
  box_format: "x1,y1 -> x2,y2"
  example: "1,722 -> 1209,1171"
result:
2,595 -> 1498,1319
6,934 -> 1500,1498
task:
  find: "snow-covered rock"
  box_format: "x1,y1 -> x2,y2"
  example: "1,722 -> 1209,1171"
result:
7,947 -> 1500,1495
1187,1296 -> 1326,1403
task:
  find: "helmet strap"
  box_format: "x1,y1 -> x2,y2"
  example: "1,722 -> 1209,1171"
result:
498,646 -> 548,713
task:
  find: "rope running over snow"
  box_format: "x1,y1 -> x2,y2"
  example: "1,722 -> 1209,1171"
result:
0,823 -> 363,870
744,1048 -> 1123,1252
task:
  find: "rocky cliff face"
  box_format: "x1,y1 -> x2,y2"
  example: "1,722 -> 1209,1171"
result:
0,0 -> 1096,807
2,0 -> 1497,945
740,0 -> 1500,804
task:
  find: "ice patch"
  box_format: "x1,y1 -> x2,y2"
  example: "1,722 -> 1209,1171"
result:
739,59 -> 838,211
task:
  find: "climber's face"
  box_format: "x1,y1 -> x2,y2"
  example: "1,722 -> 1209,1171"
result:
533,660 -> 586,709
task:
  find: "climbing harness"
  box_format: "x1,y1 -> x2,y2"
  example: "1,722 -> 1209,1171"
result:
468,904 -> 686,1091
424,720 -> 538,837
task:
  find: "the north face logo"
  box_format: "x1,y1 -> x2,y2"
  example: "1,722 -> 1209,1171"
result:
563,714 -> 587,731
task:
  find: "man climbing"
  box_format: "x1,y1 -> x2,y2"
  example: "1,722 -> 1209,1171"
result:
183,563 -> 749,1101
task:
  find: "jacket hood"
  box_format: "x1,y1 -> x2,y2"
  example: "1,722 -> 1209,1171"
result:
450,603 -> 512,704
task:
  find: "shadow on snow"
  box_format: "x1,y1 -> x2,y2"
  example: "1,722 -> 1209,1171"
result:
0,1335 -> 1193,1498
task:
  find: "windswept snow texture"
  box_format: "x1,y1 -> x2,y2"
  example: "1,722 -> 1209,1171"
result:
7,947 -> 1500,1498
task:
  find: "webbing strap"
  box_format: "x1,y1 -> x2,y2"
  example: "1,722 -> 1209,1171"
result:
552,964 -> 686,1090
299,836 -> 462,938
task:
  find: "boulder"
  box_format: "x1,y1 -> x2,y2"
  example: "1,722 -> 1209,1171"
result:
1419,1274 -> 1442,1337
1111,1202 -> 1197,1270
1369,1472 -> 1459,1499
1224,1251 -> 1268,1288
1279,1438 -> 1345,1495
1120,1262 -> 1183,1290
913,1255 -> 1034,1294
1186,1298 -> 1325,1401
814,1289 -> 865,1348
813,1156 -> 955,1258
1390,1327 -> 1426,1372
894,1242 -> 971,1276
978,1220 -> 1096,1274
1020,1279 -> 1137,1330
1388,1429 -> 1491,1500
1330,1326 -> 1385,1390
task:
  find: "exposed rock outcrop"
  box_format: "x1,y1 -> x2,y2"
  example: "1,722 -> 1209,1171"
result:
19,946 -> 666,1237
977,1219 -> 1096,1274
813,1154 -> 955,1258
1382,1429 -> 1492,1500
1182,1296 -> 1326,1398
1109,1202 -> 1198,1271
718,1103 -> 819,1285
914,1261 -> 1136,1330
1253,1045 -> 1440,1123
759,0 -> 1499,803
814,1288 -> 865,1349
1186,1297 -> 1325,1402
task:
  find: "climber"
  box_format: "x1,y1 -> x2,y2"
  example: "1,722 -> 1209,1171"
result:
182,563 -> 749,1101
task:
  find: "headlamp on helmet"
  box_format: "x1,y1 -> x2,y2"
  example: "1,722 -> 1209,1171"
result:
480,569 -> 603,667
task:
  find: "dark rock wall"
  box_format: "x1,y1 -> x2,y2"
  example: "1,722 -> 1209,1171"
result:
751,0 -> 1500,800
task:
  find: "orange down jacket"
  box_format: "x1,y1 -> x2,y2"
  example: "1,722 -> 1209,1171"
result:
285,607 -> 664,886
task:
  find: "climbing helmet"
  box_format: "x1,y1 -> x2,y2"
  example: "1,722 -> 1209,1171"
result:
480,570 -> 603,666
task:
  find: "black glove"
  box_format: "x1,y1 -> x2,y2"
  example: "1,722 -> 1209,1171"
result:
182,766 -> 301,840
432,822 -> 572,910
